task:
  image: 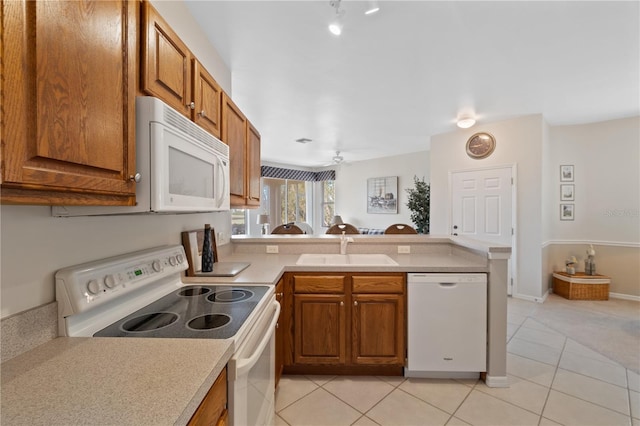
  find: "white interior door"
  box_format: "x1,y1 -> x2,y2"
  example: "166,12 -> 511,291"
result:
451,167 -> 514,295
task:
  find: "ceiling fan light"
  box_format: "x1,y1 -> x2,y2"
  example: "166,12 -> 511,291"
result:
457,117 -> 476,129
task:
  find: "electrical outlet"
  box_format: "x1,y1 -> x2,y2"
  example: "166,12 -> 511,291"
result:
266,245 -> 279,254
397,245 -> 411,254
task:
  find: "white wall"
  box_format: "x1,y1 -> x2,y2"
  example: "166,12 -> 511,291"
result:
547,117 -> 640,244
333,151 -> 431,232
0,2 -> 232,319
430,115 -> 544,299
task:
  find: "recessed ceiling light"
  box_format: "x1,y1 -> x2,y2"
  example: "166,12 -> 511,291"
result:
295,138 -> 313,144
457,117 -> 476,129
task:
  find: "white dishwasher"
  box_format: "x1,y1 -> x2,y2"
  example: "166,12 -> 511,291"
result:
405,273 -> 487,379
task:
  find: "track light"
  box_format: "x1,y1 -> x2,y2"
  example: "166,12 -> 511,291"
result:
328,0 -> 345,36
365,0 -> 380,15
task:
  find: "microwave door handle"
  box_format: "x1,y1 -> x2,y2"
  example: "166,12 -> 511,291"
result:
215,157 -> 227,208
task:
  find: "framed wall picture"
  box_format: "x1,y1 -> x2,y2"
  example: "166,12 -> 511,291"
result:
560,165 -> 574,182
367,176 -> 398,214
560,184 -> 575,201
560,203 -> 575,221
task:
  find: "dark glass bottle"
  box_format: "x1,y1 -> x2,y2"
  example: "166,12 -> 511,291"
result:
201,224 -> 214,272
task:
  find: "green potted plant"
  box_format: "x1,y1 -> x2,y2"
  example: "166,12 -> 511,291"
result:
405,176 -> 430,234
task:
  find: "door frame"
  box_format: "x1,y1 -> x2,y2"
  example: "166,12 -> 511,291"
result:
448,164 -> 518,296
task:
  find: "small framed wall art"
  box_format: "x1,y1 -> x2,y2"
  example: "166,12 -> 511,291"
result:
560,203 -> 575,221
560,165 -> 574,182
560,184 -> 575,201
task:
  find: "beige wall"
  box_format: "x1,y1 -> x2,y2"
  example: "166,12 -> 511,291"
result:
544,244 -> 639,297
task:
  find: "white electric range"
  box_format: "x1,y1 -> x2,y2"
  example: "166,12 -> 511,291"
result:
55,244 -> 278,426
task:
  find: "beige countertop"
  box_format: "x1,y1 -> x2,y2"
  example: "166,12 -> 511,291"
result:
1,337 -> 233,426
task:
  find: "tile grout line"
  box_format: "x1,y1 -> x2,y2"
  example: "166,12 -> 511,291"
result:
534,317 -> 565,426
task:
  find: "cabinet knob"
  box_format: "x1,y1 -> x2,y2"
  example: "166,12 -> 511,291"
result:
187,101 -> 195,110
354,301 -> 358,306
129,173 -> 141,183
340,301 -> 344,306
199,110 -> 206,117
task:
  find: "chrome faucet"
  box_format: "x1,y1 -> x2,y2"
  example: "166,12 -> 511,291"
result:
339,231 -> 354,255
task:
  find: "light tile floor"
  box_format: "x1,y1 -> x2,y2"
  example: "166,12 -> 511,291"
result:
274,296 -> 640,426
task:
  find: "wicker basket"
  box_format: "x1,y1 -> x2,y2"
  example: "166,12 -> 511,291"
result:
552,272 -> 610,300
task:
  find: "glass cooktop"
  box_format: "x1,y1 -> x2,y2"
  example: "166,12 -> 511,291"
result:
94,285 -> 269,339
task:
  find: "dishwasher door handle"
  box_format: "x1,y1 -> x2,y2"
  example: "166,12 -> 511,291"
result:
439,282 -> 458,288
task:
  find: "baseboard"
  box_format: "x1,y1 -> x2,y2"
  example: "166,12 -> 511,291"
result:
485,375 -> 509,388
609,292 -> 640,302
404,370 -> 481,380
511,292 -> 546,303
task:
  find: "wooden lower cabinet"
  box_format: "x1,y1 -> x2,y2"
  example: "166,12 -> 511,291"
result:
188,367 -> 227,426
352,293 -> 405,365
294,294 -> 347,364
283,272 -> 406,374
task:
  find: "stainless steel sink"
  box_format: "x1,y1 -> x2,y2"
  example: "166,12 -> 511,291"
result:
296,253 -> 398,266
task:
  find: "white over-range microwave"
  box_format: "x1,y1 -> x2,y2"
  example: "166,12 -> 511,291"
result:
53,96 -> 230,217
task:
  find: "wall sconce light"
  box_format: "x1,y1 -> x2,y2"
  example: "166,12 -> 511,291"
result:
257,214 -> 270,235
332,215 -> 344,225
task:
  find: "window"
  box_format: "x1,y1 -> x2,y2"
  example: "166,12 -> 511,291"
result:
263,178 -> 311,227
231,209 -> 247,235
321,180 -> 335,227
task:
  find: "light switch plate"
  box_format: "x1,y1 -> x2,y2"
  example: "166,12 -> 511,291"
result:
266,245 -> 279,254
398,245 -> 411,254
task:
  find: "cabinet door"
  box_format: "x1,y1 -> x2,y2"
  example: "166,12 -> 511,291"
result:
294,294 -> 346,365
221,93 -> 247,206
142,1 -> 192,116
246,122 -> 261,206
192,59 -> 222,139
275,279 -> 284,388
188,367 -> 227,426
1,0 -> 136,204
352,294 -> 405,366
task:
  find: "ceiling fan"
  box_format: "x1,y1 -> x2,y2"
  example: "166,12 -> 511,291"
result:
323,150 -> 345,167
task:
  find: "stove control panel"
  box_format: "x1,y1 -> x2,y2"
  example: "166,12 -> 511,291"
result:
56,245 -> 188,317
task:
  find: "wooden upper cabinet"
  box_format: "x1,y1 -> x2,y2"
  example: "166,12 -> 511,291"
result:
221,93 -> 247,206
142,1 -> 192,116
246,122 -> 262,206
1,0 -> 136,205
192,59 -> 222,139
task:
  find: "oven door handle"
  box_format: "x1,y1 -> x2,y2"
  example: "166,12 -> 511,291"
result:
235,300 -> 281,378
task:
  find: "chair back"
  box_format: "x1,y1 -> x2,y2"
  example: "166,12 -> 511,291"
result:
384,223 -> 418,234
271,223 -> 304,234
326,223 -> 360,234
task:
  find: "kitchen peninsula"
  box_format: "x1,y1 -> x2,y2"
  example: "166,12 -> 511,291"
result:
1,235 -> 510,425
